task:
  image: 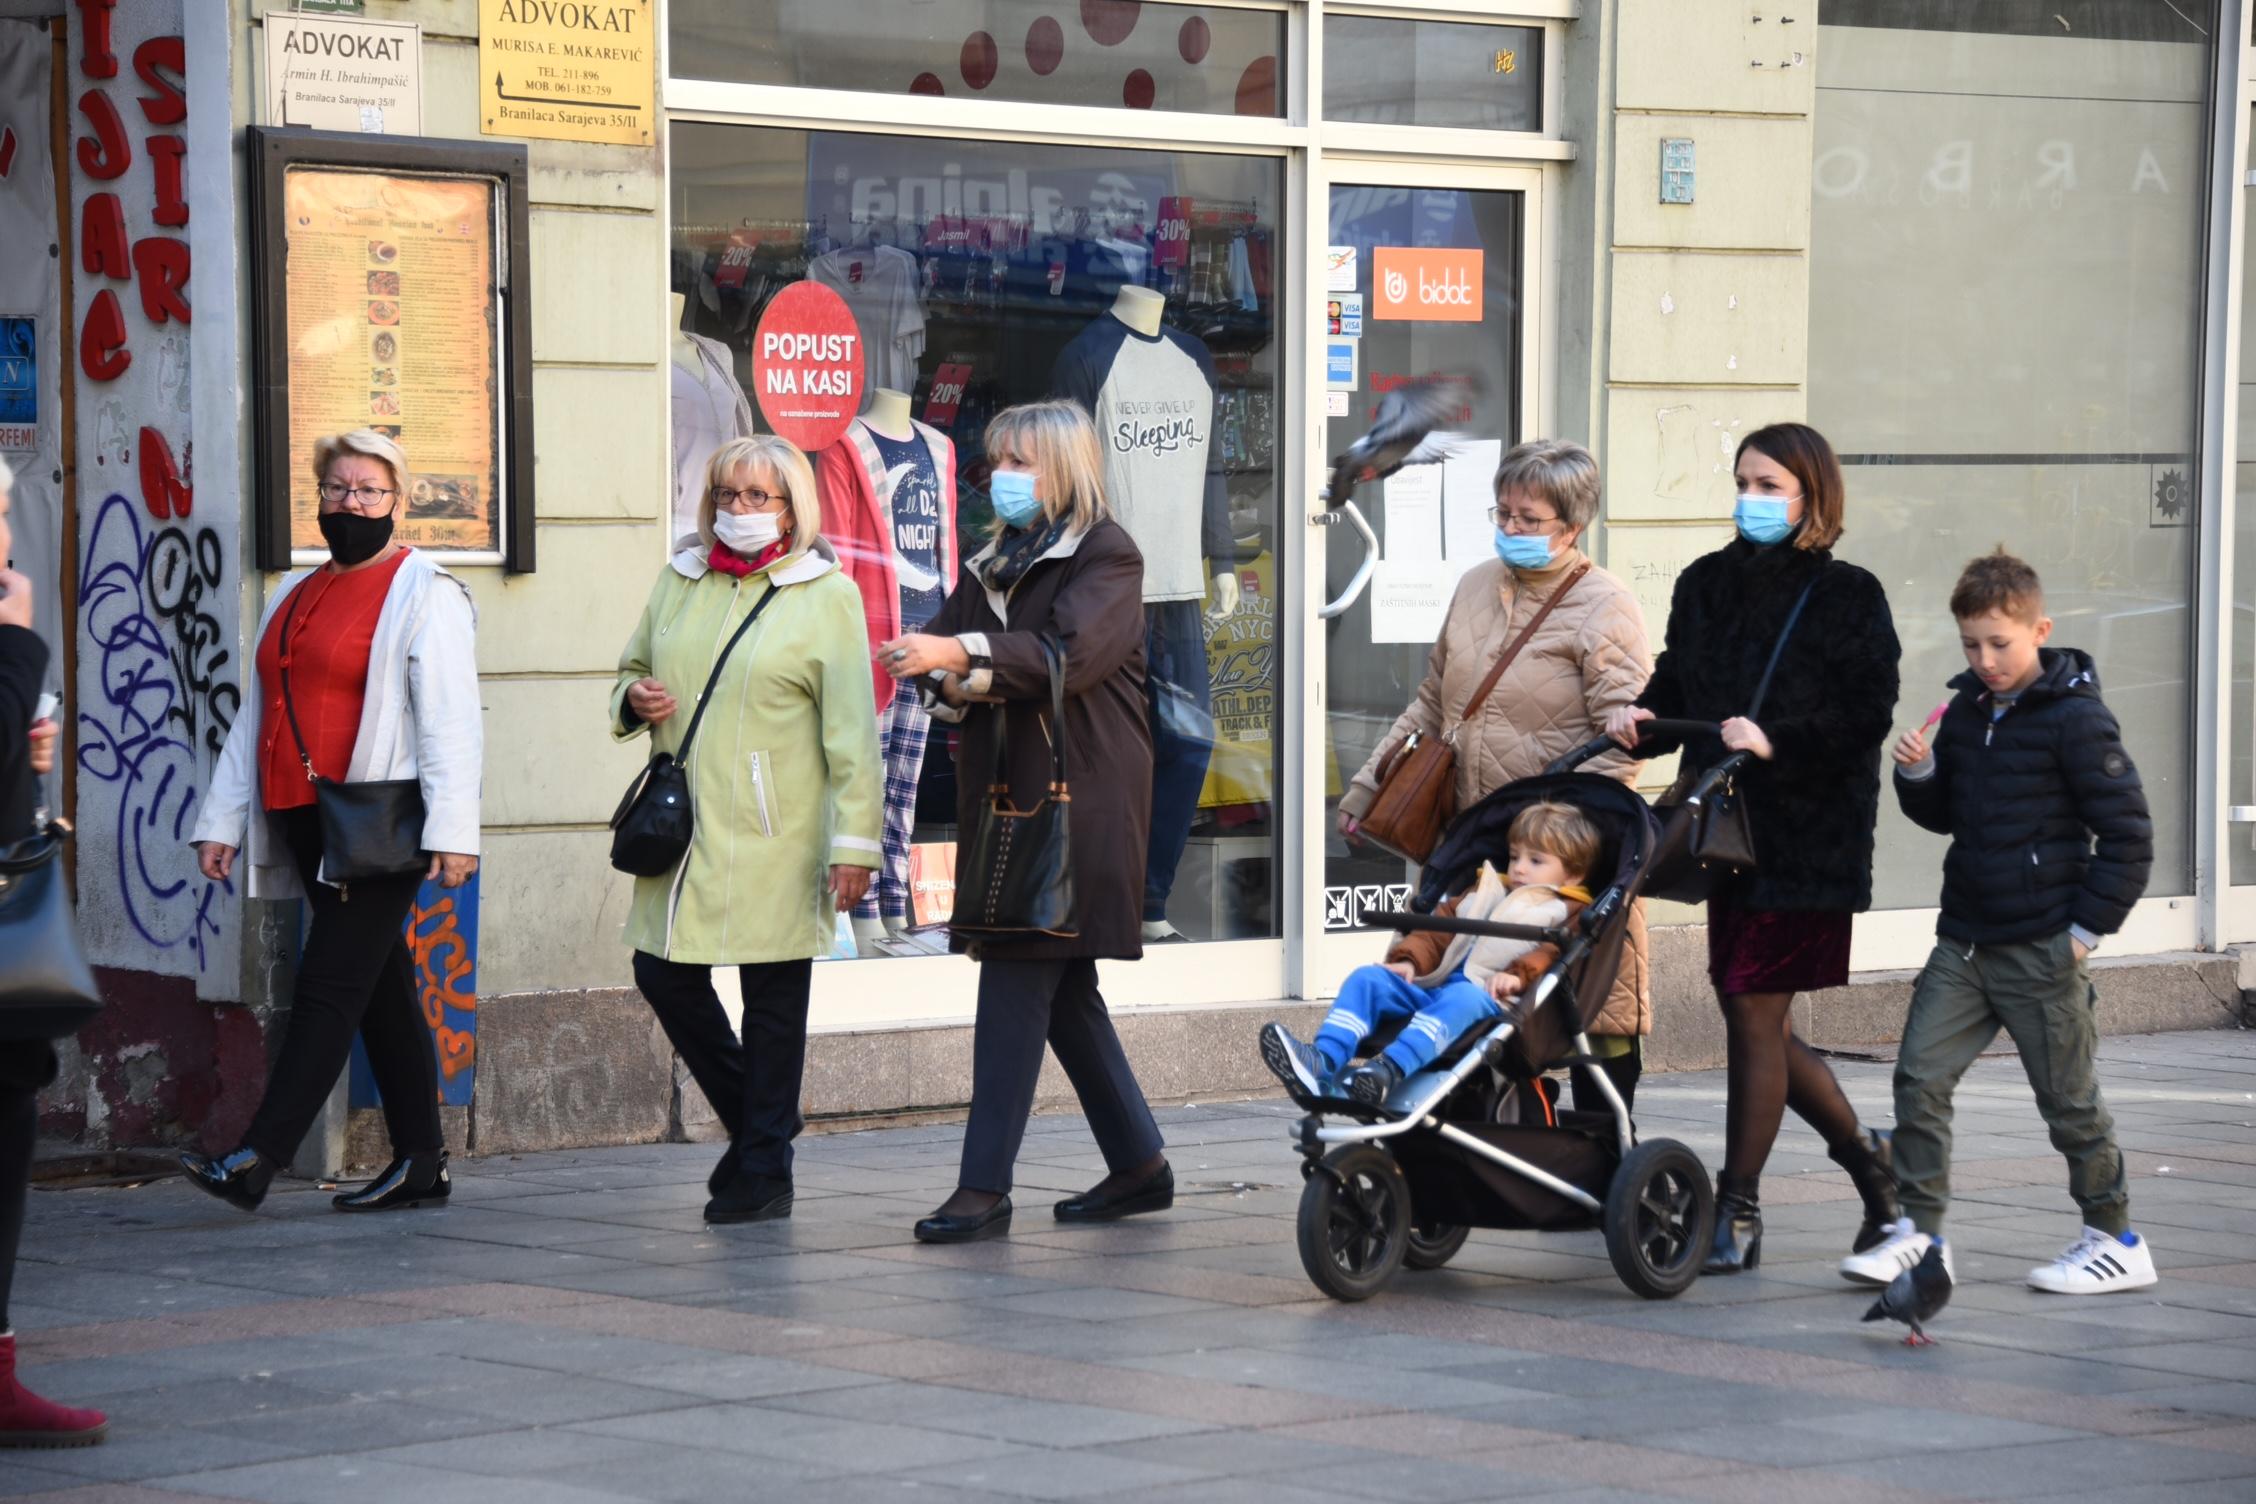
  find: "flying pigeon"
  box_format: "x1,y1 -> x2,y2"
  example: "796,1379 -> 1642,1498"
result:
1863,1240 -> 1953,1346
1319,376 -> 1481,505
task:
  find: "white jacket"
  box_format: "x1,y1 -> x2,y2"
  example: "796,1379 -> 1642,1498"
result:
191,548 -> 482,898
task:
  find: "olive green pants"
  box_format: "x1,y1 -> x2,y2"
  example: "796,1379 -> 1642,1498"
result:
1891,933 -> 2128,1237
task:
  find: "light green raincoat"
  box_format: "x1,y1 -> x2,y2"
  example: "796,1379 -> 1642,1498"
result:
611,538 -> 882,964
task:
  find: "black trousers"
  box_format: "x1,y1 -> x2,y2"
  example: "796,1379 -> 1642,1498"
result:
242,808 -> 441,1165
1569,1043 -> 1643,1117
0,1043 -> 57,1332
959,957 -> 1164,1195
633,952 -> 810,1182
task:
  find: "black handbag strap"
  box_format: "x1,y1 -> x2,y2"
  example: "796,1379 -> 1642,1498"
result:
667,582 -> 782,769
1746,575 -> 1820,722
275,578 -> 328,786
984,635 -> 1069,793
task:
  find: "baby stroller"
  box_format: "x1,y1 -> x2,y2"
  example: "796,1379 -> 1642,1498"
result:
1287,725 -> 1728,1302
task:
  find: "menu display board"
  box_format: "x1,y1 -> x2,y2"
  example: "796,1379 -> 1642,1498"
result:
250,128 -> 534,573
283,169 -> 499,557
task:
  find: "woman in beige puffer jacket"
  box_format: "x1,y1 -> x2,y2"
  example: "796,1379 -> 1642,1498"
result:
1337,439 -> 1655,1107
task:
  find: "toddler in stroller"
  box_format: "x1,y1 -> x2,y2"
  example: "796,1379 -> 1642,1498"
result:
1260,802 -> 1599,1110
1270,760 -> 1715,1302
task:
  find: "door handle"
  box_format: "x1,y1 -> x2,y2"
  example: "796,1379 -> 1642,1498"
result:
1314,498 -> 1379,620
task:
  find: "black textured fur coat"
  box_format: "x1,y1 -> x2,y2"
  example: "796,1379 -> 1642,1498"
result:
1634,538 -> 1901,913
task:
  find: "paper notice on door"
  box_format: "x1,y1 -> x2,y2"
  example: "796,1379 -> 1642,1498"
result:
1382,463 -> 1444,563
1370,559 -> 1458,644
1442,437 -> 1504,562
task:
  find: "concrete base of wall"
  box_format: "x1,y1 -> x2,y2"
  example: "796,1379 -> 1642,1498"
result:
341,935 -> 2252,1170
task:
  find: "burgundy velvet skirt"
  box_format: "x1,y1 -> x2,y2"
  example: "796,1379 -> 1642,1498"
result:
1706,899 -> 1852,995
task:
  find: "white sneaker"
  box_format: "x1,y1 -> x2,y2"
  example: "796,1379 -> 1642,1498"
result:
2027,1226 -> 2158,1294
1840,1217 -> 1954,1286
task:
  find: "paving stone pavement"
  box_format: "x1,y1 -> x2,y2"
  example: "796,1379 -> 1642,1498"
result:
7,1029 -> 2255,1503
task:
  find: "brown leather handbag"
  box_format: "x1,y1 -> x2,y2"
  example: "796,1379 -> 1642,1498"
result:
1357,563 -> 1589,863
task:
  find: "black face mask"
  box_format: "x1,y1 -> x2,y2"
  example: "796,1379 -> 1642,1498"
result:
319,508 -> 395,567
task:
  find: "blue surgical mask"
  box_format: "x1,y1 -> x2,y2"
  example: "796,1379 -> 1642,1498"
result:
1493,529 -> 1555,571
990,469 -> 1042,529
1733,494 -> 1798,546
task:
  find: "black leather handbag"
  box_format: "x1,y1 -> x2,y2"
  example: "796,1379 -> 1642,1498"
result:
0,819 -> 103,1041
951,637 -> 1078,938
278,583 -> 426,888
608,584 -> 780,878
1646,576 -> 1818,905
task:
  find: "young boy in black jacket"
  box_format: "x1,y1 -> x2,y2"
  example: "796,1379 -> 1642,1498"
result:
1842,550 -> 2156,1297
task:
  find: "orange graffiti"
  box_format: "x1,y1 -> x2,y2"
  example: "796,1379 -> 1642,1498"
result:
408,894 -> 477,1080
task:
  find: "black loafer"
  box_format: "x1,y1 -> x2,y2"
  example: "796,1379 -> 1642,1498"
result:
914,1195 -> 1013,1244
179,1147 -> 275,1213
1054,1162 -> 1174,1223
706,1173 -> 793,1224
333,1151 -> 450,1212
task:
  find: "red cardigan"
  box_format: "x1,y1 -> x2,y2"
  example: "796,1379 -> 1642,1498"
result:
816,418 -> 958,711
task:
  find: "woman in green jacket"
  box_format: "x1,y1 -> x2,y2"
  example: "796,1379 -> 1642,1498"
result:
612,435 -> 882,1225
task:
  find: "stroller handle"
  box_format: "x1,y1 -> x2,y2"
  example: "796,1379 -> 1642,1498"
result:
1377,911 -> 1569,946
1542,719 -> 1723,776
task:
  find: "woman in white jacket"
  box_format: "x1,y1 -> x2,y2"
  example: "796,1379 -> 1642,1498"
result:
183,430 -> 482,1213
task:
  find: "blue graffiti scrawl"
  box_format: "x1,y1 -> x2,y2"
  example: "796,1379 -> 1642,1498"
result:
76,492 -> 236,967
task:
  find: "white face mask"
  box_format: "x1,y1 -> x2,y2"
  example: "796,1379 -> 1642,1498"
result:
714,509 -> 783,553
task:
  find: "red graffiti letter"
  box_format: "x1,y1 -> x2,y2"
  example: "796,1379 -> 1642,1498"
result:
75,89 -> 129,180
80,192 -> 128,279
73,0 -> 116,79
79,288 -> 129,381
133,37 -> 184,125
138,428 -> 191,520
148,136 -> 187,228
132,237 -> 191,326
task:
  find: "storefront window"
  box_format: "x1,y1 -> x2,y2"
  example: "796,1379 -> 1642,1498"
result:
2234,141 -> 2256,888
1321,183 -> 1526,929
1323,17 -> 1542,132
670,1 -> 1285,116
1809,7 -> 2213,908
670,124 -> 1283,951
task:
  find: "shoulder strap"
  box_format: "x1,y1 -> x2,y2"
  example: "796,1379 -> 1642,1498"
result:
985,634 -> 1070,793
1455,562 -> 1590,733
276,578 -> 322,785
1747,574 -> 1820,720
671,582 -> 782,768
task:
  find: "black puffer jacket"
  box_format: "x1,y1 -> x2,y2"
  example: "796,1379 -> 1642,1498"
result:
1896,648 -> 2151,946
1634,538 -> 1900,913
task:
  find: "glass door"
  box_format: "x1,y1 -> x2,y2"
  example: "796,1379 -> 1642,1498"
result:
1303,160 -> 1543,989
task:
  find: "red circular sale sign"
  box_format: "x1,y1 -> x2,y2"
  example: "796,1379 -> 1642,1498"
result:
751,281 -> 865,451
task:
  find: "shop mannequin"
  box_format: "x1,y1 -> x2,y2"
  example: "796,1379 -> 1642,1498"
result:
817,390 -> 958,953
1053,286 -> 1240,944
670,291 -> 756,541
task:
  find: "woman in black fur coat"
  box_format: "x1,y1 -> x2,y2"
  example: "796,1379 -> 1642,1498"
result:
1607,423 -> 1902,1277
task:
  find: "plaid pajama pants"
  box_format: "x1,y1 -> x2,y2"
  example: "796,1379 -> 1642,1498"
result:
854,679 -> 931,924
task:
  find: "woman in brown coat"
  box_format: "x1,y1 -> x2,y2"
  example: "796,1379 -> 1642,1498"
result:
1336,439 -> 1655,1109
879,400 -> 1168,1243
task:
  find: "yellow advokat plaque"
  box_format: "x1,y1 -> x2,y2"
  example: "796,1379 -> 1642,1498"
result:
479,0 -> 653,147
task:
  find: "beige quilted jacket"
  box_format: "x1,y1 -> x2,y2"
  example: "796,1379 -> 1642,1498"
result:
1341,550 -> 1656,1036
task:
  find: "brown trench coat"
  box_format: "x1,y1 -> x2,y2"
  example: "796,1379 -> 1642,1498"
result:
926,519 -> 1152,962
1338,550 -> 1656,1038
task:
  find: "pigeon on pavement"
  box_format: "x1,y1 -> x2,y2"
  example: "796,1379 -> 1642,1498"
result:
1862,1239 -> 1953,1346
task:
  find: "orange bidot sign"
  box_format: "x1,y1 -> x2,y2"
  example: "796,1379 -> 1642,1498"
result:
1372,247 -> 1484,322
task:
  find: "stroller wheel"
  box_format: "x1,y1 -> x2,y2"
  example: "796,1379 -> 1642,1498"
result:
1403,1221 -> 1470,1271
1603,1139 -> 1713,1300
1296,1146 -> 1411,1302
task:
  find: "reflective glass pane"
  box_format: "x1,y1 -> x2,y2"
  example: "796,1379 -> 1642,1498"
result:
670,0 -> 1285,117
1809,12 -> 2210,907
2236,161 -> 2256,886
1323,18 -> 1542,132
671,124 -> 1283,950
1321,184 -> 1525,930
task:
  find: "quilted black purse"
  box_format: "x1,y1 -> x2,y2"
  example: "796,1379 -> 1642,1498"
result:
951,636 -> 1078,937
277,582 -> 426,889
0,819 -> 102,1041
608,584 -> 780,877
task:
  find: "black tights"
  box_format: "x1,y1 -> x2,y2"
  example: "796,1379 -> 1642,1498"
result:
0,1083 -> 35,1332
1719,990 -> 1863,1181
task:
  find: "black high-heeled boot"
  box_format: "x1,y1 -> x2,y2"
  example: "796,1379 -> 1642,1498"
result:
332,1150 -> 450,1212
1831,1128 -> 1899,1254
179,1147 -> 276,1213
1703,1172 -> 1762,1275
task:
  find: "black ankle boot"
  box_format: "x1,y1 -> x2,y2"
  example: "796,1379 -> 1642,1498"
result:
179,1147 -> 276,1213
1703,1172 -> 1762,1275
1831,1128 -> 1899,1253
332,1150 -> 450,1212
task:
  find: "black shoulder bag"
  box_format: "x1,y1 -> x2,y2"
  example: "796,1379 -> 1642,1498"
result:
608,584 -> 780,878
278,581 -> 427,891
0,818 -> 102,1041
1645,574 -> 1820,905
951,636 -> 1078,937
